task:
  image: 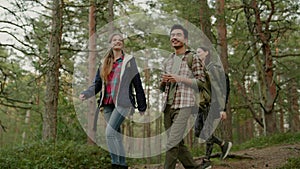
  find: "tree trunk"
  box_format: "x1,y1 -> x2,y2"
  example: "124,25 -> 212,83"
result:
199,0 -> 214,43
236,120 -> 240,144
43,0 -> 62,141
251,0 -> 277,134
242,0 -> 278,135
242,0 -> 266,135
277,76 -> 284,132
86,0 -> 97,145
289,79 -> 300,132
108,0 -> 115,33
155,116 -> 162,163
246,119 -> 254,139
126,115 -> 133,154
22,109 -> 31,144
143,58 -> 151,163
216,0 -> 233,141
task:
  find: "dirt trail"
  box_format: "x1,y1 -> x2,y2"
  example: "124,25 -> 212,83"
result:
206,143 -> 300,169
132,143 -> 300,169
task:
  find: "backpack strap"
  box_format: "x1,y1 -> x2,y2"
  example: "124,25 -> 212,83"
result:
186,51 -> 194,69
186,52 -> 211,95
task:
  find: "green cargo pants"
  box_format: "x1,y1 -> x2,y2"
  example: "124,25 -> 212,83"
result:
163,105 -> 200,169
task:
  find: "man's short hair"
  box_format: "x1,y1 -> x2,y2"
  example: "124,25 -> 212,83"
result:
170,24 -> 188,39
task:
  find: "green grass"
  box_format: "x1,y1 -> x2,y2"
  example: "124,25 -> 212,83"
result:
0,140 -> 111,169
232,132 -> 300,151
1,132 -> 299,168
277,157 -> 300,169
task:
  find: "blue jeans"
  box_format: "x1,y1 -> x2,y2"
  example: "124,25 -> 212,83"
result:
103,104 -> 130,166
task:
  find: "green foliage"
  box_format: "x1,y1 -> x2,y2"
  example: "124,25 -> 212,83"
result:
1,0 -> 299,156
0,141 -> 111,169
233,132 -> 300,151
278,157 -> 300,169
158,0 -> 200,27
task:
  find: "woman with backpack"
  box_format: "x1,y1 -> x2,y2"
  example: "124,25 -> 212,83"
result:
194,47 -> 232,169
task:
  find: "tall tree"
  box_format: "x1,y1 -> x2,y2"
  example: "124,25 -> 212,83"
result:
199,0 -> 214,44
252,0 -> 277,134
43,0 -> 63,140
108,0 -> 115,32
227,0 -> 300,137
86,0 -> 97,145
216,0 -> 232,140
242,0 -> 278,134
288,79 -> 300,132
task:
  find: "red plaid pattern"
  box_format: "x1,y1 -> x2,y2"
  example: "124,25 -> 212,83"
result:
103,56 -> 124,105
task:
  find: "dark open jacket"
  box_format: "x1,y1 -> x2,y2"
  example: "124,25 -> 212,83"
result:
81,55 -> 147,112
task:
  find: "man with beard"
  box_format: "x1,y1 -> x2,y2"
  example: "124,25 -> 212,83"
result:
160,24 -> 204,169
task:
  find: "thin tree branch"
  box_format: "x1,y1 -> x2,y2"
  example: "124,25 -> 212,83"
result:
0,44 -> 36,56
0,101 -> 32,110
0,95 -> 34,105
273,53 -> 300,58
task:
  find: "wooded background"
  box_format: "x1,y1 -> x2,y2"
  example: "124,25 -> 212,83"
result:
0,0 -> 299,160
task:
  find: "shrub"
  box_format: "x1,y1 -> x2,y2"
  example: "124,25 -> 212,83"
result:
0,141 -> 111,169
278,157 -> 300,169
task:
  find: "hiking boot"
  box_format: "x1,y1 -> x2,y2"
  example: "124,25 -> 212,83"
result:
119,165 -> 128,169
221,141 -> 232,160
111,164 -> 119,169
111,164 -> 128,169
201,159 -> 212,169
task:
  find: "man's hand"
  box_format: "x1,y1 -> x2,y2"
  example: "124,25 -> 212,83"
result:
220,111 -> 227,120
79,94 -> 86,101
162,74 -> 182,83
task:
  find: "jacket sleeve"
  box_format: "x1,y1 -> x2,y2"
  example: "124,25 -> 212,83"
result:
209,64 -> 227,112
80,68 -> 102,99
130,59 -> 147,112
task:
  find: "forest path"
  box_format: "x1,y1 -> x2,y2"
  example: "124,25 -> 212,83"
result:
131,143 -> 300,169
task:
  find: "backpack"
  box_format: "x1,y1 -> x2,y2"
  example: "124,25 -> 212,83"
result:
186,52 -> 212,138
186,52 -> 211,109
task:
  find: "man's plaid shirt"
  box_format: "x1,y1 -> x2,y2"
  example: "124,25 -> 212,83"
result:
163,52 -> 206,109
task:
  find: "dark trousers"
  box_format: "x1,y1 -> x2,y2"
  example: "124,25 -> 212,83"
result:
194,105 -> 223,160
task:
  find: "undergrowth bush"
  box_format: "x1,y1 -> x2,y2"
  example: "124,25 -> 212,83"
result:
233,131 -> 300,151
0,141 -> 111,169
278,157 -> 300,169
1,132 -> 299,168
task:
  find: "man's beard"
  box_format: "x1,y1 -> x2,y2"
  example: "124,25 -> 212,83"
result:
173,44 -> 184,50
171,38 -> 185,50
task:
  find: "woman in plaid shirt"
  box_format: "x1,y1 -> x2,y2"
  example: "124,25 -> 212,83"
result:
80,33 -> 147,169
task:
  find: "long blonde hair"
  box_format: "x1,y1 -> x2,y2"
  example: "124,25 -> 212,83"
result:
100,33 -> 124,82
